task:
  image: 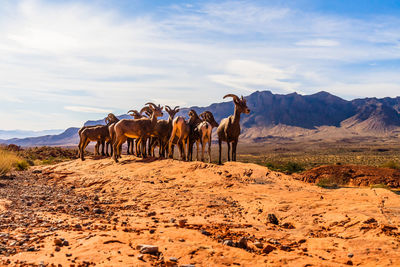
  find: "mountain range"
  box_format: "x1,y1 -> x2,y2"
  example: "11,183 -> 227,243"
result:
1,90 -> 400,146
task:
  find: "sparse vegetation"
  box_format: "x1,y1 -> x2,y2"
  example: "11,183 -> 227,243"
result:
381,160 -> 400,170
15,160 -> 29,171
370,183 -> 391,189
316,177 -> 340,189
0,149 -> 24,176
265,161 -> 305,174
231,139 -> 400,171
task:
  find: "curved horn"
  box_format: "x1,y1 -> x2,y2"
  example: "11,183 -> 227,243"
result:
165,105 -> 171,112
127,109 -> 136,114
199,111 -> 206,120
174,106 -> 180,111
223,94 -> 240,102
145,102 -> 157,108
140,106 -> 152,114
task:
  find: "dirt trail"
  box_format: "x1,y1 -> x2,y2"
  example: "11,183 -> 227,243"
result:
1,156 -> 399,266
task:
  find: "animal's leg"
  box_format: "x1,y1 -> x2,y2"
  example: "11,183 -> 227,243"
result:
94,142 -> 99,156
101,140 -> 106,156
232,141 -> 237,161
218,139 -> 222,165
80,138 -> 89,161
208,140 -> 211,163
227,142 -> 231,162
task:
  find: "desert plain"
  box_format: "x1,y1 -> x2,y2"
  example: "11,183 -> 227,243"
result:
0,142 -> 399,267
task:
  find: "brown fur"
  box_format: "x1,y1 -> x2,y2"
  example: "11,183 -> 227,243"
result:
217,94 -> 250,164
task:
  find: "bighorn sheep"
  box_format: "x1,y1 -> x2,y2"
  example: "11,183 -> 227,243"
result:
105,113 -> 120,157
168,109 -> 200,161
113,103 -> 163,162
126,110 -> 146,156
78,114 -> 117,158
194,111 -> 219,162
79,113 -> 119,161
217,94 -> 250,165
149,105 -> 180,157
187,110 -> 205,161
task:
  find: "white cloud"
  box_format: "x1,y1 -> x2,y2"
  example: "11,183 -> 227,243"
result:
296,39 -> 340,47
0,0 -> 400,130
64,106 -> 112,113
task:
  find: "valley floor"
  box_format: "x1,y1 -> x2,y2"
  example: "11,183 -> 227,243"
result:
0,157 -> 399,266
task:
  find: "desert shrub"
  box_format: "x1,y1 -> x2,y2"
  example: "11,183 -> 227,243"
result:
381,160 -> 400,170
284,162 -> 305,174
0,149 -> 21,176
14,160 -> 29,171
370,183 -> 390,189
316,177 -> 340,189
265,161 -> 305,174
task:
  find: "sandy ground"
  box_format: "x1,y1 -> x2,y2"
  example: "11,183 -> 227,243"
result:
0,156 -> 399,266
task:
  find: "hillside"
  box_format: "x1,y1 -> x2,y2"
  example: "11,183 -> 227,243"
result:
2,90 -> 400,146
1,157 -> 399,266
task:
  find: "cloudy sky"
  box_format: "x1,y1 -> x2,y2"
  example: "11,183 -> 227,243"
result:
1,0 -> 400,130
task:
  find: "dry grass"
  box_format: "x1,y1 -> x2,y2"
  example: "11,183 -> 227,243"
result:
0,149 -> 24,176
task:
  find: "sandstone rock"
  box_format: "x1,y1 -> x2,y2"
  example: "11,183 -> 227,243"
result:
137,244 -> 159,255
238,237 -> 247,248
254,241 -> 263,249
223,240 -> 234,247
267,214 -> 279,225
262,245 -> 276,254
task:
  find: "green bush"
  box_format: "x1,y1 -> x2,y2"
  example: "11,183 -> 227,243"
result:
15,160 -> 29,171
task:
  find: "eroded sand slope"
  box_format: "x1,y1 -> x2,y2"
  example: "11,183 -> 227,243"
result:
1,156 -> 399,266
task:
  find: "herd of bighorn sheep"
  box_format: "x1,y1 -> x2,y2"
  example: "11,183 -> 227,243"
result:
78,94 -> 250,164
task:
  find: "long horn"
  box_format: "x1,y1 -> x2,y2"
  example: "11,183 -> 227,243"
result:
174,106 -> 180,111
127,109 -> 136,114
145,102 -> 157,108
199,111 -> 206,120
140,106 -> 152,114
165,105 -> 171,112
223,93 -> 240,102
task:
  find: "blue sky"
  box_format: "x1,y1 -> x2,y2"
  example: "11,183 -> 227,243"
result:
1,0 -> 400,130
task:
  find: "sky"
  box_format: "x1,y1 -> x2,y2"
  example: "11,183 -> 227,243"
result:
1,0 -> 400,131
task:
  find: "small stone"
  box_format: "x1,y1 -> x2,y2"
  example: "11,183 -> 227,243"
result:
169,257 -> 178,262
138,254 -> 144,260
149,229 -> 155,234
62,240 -> 69,246
348,253 -> 353,258
137,244 -> 159,255
170,218 -> 176,223
178,219 -> 187,228
55,246 -> 61,252
27,246 -> 35,252
238,237 -> 247,248
201,230 -> 211,236
262,245 -> 276,254
223,240 -> 234,247
267,214 -> 279,225
93,208 -> 104,214
66,253 -> 72,257
346,260 -> 353,265
147,211 -> 156,217
254,241 -> 263,248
